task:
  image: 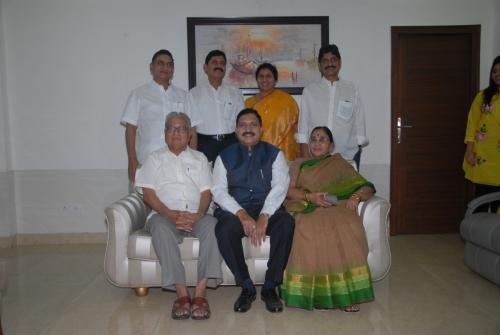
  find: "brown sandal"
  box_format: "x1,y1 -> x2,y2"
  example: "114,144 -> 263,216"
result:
171,296 -> 191,320
191,297 -> 211,320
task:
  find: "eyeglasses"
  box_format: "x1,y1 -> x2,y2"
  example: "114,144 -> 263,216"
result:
310,136 -> 330,143
166,126 -> 189,134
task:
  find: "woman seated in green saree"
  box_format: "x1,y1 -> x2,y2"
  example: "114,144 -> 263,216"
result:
280,126 -> 375,312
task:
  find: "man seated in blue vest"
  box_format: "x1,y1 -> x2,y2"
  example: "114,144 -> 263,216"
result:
212,108 -> 295,313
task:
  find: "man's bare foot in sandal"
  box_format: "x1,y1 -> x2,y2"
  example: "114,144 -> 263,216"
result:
344,304 -> 360,312
171,296 -> 191,320
191,296 -> 211,320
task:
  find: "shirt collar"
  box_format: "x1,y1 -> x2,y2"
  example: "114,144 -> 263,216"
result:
163,145 -> 191,157
238,141 -> 262,153
207,81 -> 225,93
321,76 -> 339,87
150,80 -> 170,93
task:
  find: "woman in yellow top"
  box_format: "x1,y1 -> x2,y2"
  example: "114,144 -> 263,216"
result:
463,55 -> 500,212
245,63 -> 299,161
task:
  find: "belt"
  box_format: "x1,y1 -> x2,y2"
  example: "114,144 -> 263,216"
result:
198,132 -> 235,141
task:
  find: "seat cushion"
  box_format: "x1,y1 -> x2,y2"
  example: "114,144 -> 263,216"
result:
127,229 -> 270,261
128,229 -> 201,262
460,213 -> 500,254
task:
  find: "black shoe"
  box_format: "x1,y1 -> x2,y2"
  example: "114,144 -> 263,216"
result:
234,288 -> 256,312
261,288 -> 283,313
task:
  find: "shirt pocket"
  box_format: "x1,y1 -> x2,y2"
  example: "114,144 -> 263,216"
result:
336,100 -> 354,121
184,163 -> 202,186
224,100 -> 237,116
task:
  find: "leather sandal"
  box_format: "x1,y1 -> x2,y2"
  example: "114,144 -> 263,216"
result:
171,296 -> 191,320
191,297 -> 211,320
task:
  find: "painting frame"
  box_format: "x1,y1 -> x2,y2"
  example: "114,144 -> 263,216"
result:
187,16 -> 329,95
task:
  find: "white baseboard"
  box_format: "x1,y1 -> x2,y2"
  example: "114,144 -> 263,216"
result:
0,233 -> 106,248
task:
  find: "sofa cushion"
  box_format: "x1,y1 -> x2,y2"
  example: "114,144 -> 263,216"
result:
128,230 -> 202,262
128,229 -> 271,262
127,230 -> 158,261
460,213 -> 500,254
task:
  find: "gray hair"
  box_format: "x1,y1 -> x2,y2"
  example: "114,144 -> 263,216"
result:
164,112 -> 191,129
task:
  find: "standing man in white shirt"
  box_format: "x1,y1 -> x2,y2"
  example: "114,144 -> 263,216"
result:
212,108 -> 294,314
296,44 -> 368,168
121,49 -> 187,182
187,50 -> 244,163
135,112 -> 222,320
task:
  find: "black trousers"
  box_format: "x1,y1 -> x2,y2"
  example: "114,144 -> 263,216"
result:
214,205 -> 294,286
197,133 -> 237,164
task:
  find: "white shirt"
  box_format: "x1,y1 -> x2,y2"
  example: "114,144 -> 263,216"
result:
297,78 -> 368,160
121,81 -> 187,163
211,150 -> 289,216
135,146 -> 212,215
186,83 -> 244,135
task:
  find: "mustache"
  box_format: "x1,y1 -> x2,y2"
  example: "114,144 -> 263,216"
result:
242,131 -> 255,136
214,67 -> 224,72
325,65 -> 336,70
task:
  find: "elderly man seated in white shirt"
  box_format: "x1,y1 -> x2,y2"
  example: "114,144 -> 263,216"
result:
135,112 -> 222,321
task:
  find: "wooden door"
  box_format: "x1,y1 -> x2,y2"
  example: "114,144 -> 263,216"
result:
391,26 -> 480,234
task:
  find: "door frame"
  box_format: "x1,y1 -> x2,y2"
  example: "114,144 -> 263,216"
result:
390,25 -> 480,235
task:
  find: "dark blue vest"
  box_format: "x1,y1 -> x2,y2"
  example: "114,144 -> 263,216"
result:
219,141 -> 280,207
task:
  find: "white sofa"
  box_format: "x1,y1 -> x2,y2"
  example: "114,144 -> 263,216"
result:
104,193 -> 391,296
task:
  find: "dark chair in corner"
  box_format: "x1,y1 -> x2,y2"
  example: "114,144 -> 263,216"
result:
460,192 -> 500,285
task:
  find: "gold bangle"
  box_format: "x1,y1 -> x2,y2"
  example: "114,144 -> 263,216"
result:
350,193 -> 361,201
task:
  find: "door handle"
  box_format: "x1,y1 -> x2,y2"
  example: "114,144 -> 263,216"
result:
397,117 -> 413,144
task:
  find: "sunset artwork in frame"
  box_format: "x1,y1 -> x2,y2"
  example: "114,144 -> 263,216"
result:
187,16 -> 329,95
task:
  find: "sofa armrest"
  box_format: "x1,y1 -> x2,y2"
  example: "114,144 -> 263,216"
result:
358,195 -> 391,281
465,192 -> 500,216
104,193 -> 149,286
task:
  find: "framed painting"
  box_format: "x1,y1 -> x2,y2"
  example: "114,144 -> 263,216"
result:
187,16 -> 329,95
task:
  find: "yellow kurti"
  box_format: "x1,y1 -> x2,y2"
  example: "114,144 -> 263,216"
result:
463,91 -> 500,186
245,90 -> 299,161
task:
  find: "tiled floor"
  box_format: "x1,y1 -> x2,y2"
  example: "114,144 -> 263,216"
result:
1,234 -> 499,335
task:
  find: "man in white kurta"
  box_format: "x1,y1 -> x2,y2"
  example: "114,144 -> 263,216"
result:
121,49 -> 187,182
186,50 -> 244,163
135,112 -> 222,320
296,44 -> 368,167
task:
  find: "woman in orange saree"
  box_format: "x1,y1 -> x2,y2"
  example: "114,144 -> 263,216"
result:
245,63 -> 299,161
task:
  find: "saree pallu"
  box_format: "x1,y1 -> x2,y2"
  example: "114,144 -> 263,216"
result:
245,90 -> 299,161
280,154 -> 375,309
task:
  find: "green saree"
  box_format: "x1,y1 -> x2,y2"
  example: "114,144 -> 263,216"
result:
280,154 -> 375,310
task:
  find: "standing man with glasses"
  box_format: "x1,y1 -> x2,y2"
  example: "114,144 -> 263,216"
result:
121,49 -> 187,183
296,44 -> 368,168
135,112 -> 222,320
186,50 -> 244,163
